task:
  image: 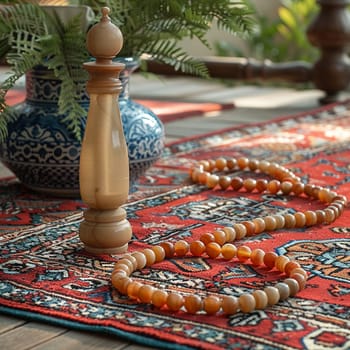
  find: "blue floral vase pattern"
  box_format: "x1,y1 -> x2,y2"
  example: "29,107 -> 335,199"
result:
0,59 -> 164,196
118,58 -> 164,188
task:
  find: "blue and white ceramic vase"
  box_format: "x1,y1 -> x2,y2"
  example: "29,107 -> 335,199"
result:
117,57 -> 164,188
0,59 -> 164,196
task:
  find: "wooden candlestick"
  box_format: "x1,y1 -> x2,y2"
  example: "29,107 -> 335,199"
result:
79,7 -> 132,254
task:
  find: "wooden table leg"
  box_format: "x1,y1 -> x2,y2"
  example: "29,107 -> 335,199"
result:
307,0 -> 350,104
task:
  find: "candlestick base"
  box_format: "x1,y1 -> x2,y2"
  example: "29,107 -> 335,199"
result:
79,207 -> 132,254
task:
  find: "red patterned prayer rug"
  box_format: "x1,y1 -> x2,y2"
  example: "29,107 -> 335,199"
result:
1,100 -> 350,350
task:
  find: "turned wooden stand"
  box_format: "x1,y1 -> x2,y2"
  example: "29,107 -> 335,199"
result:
79,8 -> 132,254
145,0 -> 350,104
307,0 -> 350,103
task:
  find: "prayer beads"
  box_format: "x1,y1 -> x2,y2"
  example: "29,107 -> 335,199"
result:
110,156 -> 347,316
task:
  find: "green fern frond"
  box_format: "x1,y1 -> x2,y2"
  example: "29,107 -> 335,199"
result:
147,40 -> 209,78
108,0 -> 253,74
0,74 -> 24,141
42,10 -> 89,141
0,0 -> 254,141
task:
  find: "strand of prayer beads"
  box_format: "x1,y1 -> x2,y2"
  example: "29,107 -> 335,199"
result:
111,157 -> 347,315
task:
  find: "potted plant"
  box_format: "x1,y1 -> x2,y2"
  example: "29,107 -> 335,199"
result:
0,0 -> 253,196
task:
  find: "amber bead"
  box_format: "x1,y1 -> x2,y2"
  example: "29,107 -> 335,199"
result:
248,159 -> 259,171
111,273 -> 128,291
315,210 -> 326,224
264,216 -> 277,231
223,226 -> 236,242
324,208 -> 335,223
127,280 -> 142,299
118,258 -> 135,272
304,184 -> 316,198
284,213 -> 296,228
241,220 -> 256,236
290,273 -> 306,290
221,295 -> 239,315
243,178 -> 256,192
190,240 -> 206,256
219,176 -> 231,190
198,171 -> 209,185
152,289 -> 169,308
318,188 -> 335,203
275,255 -> 290,273
213,229 -> 227,245
290,267 -> 308,280
294,212 -> 306,228
292,182 -> 304,196
330,201 -> 344,212
221,243 -> 237,260
312,186 -> 321,199
267,180 -> 280,194
189,165 -> 197,176
263,251 -> 278,269
207,174 -> 219,189
284,261 -> 301,276
252,290 -> 268,309
191,168 -> 201,182
252,218 -> 266,234
280,181 -> 293,195
273,215 -> 285,229
250,248 -> 265,266
114,262 -> 132,275
112,276 -> 131,294
283,175 -> 298,184
123,254 -> 138,270
233,223 -> 247,239
151,245 -> 166,262
258,160 -> 270,173
160,242 -> 175,258
256,179 -> 268,193
333,195 -> 348,205
328,205 -> 340,218
231,177 -> 244,190
264,286 -> 280,305
138,285 -> 155,303
132,251 -> 147,269
206,242 -> 222,258
284,278 -> 300,296
226,158 -> 237,169
203,295 -> 222,315
143,248 -> 157,266
237,157 -> 249,169
199,160 -> 210,171
208,159 -> 216,171
184,294 -> 203,314
273,166 -> 286,181
174,240 -> 190,257
200,232 -> 215,245
239,293 -> 256,313
237,245 -> 252,261
167,292 -> 184,311
275,282 -> 290,300
215,157 -> 227,170
111,268 -> 127,279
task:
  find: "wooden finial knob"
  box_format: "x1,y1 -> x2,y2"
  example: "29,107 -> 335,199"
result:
86,7 -> 123,62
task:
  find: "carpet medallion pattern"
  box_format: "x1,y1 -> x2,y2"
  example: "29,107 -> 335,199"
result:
0,101 -> 350,349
